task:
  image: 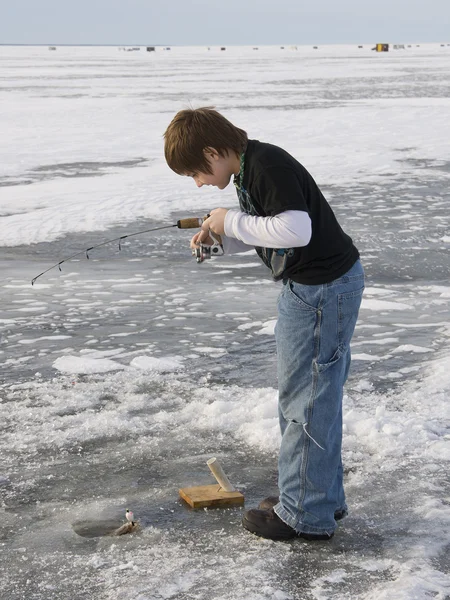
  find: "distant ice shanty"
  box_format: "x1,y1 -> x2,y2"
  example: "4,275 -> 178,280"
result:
373,43 -> 389,52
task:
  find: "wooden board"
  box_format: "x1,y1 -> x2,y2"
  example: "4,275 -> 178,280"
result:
179,484 -> 245,508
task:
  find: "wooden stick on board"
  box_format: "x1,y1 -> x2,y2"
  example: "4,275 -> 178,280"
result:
206,457 -> 236,492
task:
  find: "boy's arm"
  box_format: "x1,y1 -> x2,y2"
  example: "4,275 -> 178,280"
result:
224,210 -> 311,249
221,236 -> 255,255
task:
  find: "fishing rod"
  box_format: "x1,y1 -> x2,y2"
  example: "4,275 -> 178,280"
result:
31,215 -> 221,286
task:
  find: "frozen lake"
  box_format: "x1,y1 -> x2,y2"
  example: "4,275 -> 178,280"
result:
0,44 -> 449,600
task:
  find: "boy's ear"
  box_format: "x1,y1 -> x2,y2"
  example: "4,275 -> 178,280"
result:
203,147 -> 220,161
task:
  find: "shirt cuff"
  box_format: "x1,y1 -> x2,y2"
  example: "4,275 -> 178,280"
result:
224,209 -> 241,238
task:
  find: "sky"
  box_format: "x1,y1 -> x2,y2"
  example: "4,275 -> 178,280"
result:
1,0 -> 450,46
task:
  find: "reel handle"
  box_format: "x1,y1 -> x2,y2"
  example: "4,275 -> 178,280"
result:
176,215 -> 210,229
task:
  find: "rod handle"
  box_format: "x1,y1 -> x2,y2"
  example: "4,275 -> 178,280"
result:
177,215 -> 210,229
206,457 -> 236,492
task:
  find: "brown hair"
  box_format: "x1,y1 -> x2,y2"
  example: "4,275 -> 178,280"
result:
164,107 -> 248,175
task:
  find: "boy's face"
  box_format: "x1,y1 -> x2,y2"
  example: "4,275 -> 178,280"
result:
189,148 -> 239,190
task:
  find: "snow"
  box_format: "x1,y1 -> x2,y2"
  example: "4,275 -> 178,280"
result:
53,355 -> 126,373
352,353 -> 384,361
1,43 -> 450,600
130,355 -> 185,372
256,319 -> 277,335
1,44 -> 450,248
391,344 -> 434,354
361,299 -> 414,311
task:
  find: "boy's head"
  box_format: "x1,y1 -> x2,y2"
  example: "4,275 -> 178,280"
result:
164,107 -> 247,189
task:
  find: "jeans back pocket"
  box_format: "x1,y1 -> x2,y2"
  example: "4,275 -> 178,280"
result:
338,287 -> 364,350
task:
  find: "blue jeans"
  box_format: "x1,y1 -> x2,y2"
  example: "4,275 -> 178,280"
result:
274,260 -> 364,535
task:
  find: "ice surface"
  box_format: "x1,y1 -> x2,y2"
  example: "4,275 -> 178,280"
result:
53,355 -> 127,373
1,44 -> 450,600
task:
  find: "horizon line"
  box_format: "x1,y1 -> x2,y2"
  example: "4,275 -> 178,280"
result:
1,41 -> 449,47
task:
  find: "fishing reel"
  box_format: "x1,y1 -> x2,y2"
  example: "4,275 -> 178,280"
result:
192,232 -> 224,263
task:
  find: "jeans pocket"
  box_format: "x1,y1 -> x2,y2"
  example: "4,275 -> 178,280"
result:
316,346 -> 344,372
338,286 -> 364,349
286,280 -> 319,312
316,285 -> 364,372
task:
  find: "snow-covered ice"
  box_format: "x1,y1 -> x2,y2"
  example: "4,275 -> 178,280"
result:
1,43 -> 449,600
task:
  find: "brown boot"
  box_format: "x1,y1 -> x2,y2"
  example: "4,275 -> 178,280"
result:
242,508 -> 297,541
242,508 -> 334,541
258,496 -> 348,521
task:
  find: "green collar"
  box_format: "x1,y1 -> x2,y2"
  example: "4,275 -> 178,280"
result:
233,151 -> 246,189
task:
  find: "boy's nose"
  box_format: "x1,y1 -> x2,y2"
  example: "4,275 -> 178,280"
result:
195,178 -> 203,188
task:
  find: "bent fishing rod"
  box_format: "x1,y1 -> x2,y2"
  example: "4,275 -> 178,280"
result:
31,215 -> 219,286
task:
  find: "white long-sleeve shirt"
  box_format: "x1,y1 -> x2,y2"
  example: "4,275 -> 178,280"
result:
222,209 -> 311,254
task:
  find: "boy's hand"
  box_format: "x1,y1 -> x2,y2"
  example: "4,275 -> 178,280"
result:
190,231 -> 214,249
202,208 -> 228,236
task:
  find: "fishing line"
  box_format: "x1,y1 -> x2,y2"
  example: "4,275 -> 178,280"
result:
30,216 -> 209,285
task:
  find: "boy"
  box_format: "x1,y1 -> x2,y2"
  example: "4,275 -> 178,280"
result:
164,108 -> 364,541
